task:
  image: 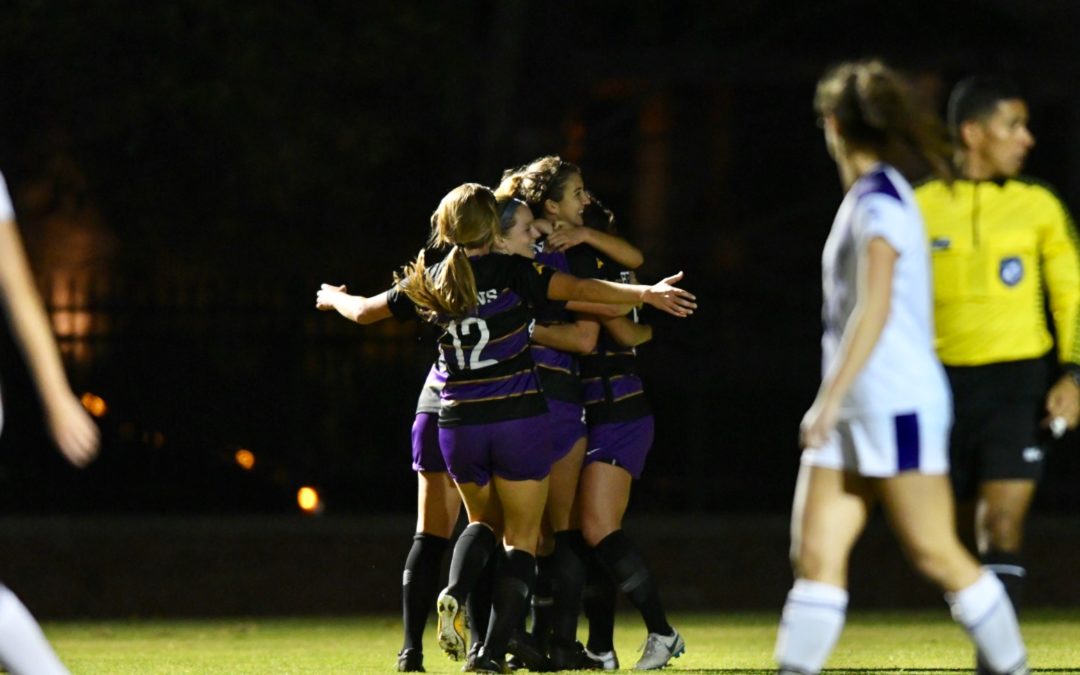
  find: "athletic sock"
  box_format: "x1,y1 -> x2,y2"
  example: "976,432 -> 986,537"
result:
445,523 -> 497,602
583,550 -> 617,653
981,550 -> 1025,615
530,553 -> 554,647
550,530 -> 588,646
0,585 -> 70,675
593,529 -> 672,636
483,548 -> 537,660
947,571 -> 1028,675
468,548 -> 500,648
401,533 -> 450,651
774,579 -> 848,675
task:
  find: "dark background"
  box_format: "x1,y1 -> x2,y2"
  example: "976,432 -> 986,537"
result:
2,0 -> 1080,518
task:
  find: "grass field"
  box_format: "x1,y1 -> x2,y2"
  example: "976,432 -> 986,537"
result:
47,609 -> 1080,674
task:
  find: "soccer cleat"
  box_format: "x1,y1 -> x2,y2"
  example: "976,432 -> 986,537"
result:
397,647 -> 425,672
549,640 -> 602,670
507,630 -> 551,672
462,642 -> 483,672
634,629 -> 685,670
437,590 -> 468,661
472,646 -> 510,674
584,647 -> 619,671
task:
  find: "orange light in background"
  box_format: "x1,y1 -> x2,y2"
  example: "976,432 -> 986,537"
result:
80,392 -> 107,417
234,449 -> 256,471
297,486 -> 321,514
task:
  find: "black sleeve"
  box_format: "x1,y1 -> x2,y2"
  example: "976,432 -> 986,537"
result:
502,254 -> 557,305
385,284 -> 418,322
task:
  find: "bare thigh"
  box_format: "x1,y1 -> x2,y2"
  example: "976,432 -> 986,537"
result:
547,436 -> 587,533
790,464 -> 874,588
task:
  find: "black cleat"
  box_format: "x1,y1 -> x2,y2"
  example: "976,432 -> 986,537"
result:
507,630 -> 551,672
397,648 -> 425,672
473,646 -> 510,674
549,641 -> 602,671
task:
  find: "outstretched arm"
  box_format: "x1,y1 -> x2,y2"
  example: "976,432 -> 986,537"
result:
0,217 -> 99,467
315,284 -> 393,324
547,271 -> 696,318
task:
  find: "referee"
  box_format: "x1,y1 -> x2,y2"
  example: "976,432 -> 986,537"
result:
916,76 -> 1080,675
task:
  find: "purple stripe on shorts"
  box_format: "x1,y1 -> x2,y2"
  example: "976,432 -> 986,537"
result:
895,412 -> 919,472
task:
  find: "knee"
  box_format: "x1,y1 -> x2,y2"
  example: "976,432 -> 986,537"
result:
791,538 -> 845,584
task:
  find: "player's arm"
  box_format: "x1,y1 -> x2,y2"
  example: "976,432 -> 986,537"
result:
315,285 -> 393,324
1039,193 -> 1080,429
0,217 -> 99,466
800,237 -> 895,449
532,319 -> 600,355
546,271 -> 695,318
546,224 -> 644,270
565,300 -> 633,317
601,315 -> 652,348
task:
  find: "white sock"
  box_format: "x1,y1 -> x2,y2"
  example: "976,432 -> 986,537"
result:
946,572 -> 1027,674
0,586 -> 69,675
775,579 -> 848,674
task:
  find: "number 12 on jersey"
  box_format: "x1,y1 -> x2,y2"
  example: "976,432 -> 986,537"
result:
445,317 -> 497,370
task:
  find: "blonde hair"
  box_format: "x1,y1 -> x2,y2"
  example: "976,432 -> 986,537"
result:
815,59 -> 953,182
396,183 -> 499,319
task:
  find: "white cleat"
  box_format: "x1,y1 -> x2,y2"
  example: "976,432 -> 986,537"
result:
585,647 -> 620,670
634,629 -> 685,670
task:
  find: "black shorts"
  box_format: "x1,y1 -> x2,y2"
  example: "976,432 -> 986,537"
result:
945,357 -> 1051,499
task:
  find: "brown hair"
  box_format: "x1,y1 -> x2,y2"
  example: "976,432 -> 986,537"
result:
496,155 -> 582,218
815,59 -> 953,182
395,183 -> 499,319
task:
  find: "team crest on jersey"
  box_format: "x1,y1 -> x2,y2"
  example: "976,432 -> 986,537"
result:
999,257 -> 1023,287
930,237 -> 951,251
532,262 -> 548,275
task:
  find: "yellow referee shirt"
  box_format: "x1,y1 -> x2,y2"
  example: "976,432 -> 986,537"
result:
915,176 -> 1080,367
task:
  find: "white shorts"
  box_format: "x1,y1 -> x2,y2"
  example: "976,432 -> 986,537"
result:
801,407 -> 950,477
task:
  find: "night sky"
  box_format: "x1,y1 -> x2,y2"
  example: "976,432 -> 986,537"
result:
1,1 -> 1079,515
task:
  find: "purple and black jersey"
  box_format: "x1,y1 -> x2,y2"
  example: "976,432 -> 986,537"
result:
568,249 -> 651,426
531,249 -> 582,404
388,253 -> 557,427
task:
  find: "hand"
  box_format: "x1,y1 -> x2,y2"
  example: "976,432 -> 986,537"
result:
44,392 -> 100,467
316,283 -> 347,311
545,224 -> 589,252
799,397 -> 840,450
1044,374 -> 1080,431
640,271 -> 696,317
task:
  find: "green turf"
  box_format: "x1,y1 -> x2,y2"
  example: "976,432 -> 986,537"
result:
47,609 -> 1080,673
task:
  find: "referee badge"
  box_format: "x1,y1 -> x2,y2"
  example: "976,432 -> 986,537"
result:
999,256 -> 1023,287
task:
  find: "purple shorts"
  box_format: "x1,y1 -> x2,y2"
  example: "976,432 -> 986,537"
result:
584,415 -> 655,479
548,399 -> 587,463
411,412 -> 447,473
438,414 -> 555,486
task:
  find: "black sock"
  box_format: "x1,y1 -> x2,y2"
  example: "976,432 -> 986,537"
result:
981,549 -> 1025,615
594,529 -> 672,636
446,523 -> 497,602
583,549 -> 617,653
483,548 -> 536,659
550,530 -> 588,646
530,554 -> 554,646
468,547 -> 500,648
402,533 -> 450,651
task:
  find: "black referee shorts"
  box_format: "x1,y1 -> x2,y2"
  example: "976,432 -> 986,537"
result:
945,357 -> 1051,500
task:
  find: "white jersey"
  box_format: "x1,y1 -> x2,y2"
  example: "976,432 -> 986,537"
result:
820,163 -> 950,416
0,171 -> 12,222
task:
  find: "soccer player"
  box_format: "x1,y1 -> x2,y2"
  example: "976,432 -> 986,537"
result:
914,76 -> 1079,675
317,182 -> 695,673
0,169 -> 100,674
774,60 -> 1029,675
498,159 -> 651,670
